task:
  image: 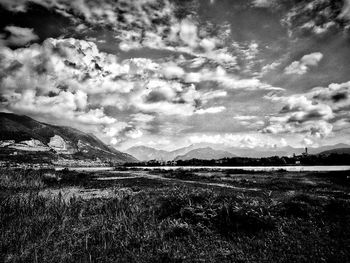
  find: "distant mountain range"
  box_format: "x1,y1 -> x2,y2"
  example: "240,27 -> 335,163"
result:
126,142 -> 350,161
2,112 -> 348,164
174,147 -> 236,161
126,145 -> 199,161
0,112 -> 137,163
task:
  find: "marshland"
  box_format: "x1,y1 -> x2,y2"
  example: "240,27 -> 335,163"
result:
1,167 -> 349,262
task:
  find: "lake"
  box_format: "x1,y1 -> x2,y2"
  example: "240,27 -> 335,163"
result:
56,166 -> 350,172
134,166 -> 350,172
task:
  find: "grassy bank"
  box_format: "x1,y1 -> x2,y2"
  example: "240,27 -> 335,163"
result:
0,169 -> 349,262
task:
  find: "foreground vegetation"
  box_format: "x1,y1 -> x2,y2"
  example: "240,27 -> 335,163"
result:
1,168 -> 349,262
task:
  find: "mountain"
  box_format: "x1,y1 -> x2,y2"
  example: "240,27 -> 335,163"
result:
309,144 -> 350,155
318,148 -> 350,155
126,142 -> 350,161
0,112 -> 137,163
207,143 -> 350,158
174,147 -> 236,161
126,146 -> 170,161
125,144 -> 198,161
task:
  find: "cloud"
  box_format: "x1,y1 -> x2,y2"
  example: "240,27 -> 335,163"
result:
161,63 -> 185,79
284,52 -> 323,75
262,94 -> 334,138
0,0 -> 240,70
1,26 -> 38,46
252,0 -> 274,8
179,18 -> 198,48
340,0 -> 350,20
262,119 -> 333,138
261,80 -> 350,138
0,36 -> 281,148
233,115 -> 258,121
184,66 -> 283,91
233,115 -> 265,128
188,132 -> 287,148
195,106 -> 226,115
1,37 -> 249,145
302,137 -> 314,146
311,81 -> 350,111
281,0 -> 350,36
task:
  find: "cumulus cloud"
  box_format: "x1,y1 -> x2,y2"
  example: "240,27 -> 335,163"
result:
1,26 -> 39,46
233,115 -> 258,121
188,132 -> 286,148
284,52 -> 323,75
252,0 -> 274,8
184,66 -> 282,91
179,18 -> 198,48
233,115 -> 265,128
0,0 -> 241,71
262,81 -> 350,138
311,81 -> 350,111
195,106 -> 226,115
1,37 -> 252,144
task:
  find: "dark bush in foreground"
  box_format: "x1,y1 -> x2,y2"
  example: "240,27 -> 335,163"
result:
157,189 -> 276,235
214,204 -> 275,234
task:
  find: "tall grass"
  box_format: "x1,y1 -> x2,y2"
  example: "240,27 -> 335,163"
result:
0,168 -> 91,191
1,185 -> 349,262
1,169 -> 349,262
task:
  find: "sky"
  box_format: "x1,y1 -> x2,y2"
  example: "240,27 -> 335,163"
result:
0,0 -> 350,151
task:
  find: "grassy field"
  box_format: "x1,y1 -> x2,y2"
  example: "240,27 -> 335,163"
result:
0,168 -> 349,262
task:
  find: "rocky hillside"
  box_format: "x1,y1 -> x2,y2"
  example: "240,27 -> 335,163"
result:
0,112 -> 137,163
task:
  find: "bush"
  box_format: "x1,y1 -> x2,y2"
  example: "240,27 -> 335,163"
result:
324,199 -> 350,218
274,194 -> 321,218
163,219 -> 193,239
214,203 -> 275,234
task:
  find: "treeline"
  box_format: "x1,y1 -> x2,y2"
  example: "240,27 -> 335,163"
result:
125,153 -> 350,166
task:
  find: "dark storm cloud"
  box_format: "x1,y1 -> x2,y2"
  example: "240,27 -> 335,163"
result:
0,3 -> 73,45
314,90 -> 349,103
331,92 -> 348,102
254,0 -> 350,36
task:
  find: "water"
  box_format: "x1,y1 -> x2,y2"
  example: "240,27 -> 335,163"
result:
133,166 -> 350,172
55,167 -> 114,171
54,165 -> 350,172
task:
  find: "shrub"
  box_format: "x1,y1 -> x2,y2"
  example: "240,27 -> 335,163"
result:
324,199 -> 350,218
274,194 -> 321,218
214,203 -> 275,234
163,219 -> 193,239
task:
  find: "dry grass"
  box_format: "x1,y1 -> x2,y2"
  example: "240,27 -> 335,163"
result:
0,169 -> 349,262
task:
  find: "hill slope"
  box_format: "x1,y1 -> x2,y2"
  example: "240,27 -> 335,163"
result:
0,112 -> 137,163
319,148 -> 350,155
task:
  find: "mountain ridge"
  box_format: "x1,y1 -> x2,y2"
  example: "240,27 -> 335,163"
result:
174,147 -> 236,161
0,112 -> 137,163
126,142 -> 350,161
